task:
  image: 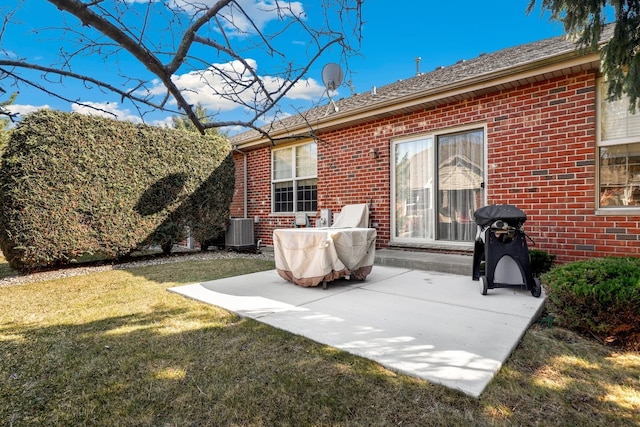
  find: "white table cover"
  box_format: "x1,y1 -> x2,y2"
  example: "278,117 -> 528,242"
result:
273,227 -> 377,287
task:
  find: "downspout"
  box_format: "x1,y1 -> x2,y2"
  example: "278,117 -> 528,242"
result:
233,147 -> 248,218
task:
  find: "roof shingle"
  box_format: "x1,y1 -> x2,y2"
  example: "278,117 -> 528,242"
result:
231,27 -> 611,146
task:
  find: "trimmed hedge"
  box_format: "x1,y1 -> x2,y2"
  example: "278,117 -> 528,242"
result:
542,257 -> 640,350
0,110 -> 234,271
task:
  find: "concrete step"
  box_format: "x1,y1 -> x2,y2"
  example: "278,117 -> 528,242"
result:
374,248 -> 473,277
263,245 -> 474,277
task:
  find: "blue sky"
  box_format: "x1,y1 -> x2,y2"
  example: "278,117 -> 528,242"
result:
2,1 -> 567,133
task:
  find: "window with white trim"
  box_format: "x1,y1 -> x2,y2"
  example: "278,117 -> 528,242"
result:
598,81 -> 640,208
392,128 -> 484,244
272,142 -> 317,213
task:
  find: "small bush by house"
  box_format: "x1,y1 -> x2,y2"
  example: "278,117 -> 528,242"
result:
0,110 -> 234,271
529,249 -> 556,277
542,257 -> 640,350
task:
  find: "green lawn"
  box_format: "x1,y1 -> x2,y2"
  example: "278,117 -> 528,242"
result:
0,255 -> 638,426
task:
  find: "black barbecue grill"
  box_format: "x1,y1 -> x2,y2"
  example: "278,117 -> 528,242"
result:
471,204 -> 541,297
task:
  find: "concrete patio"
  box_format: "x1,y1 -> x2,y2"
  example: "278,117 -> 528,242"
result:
169,254 -> 546,398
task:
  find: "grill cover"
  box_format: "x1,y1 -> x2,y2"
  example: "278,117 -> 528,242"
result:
474,204 -> 527,227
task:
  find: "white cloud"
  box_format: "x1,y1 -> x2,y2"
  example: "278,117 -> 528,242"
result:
221,0 -> 305,34
224,124 -> 247,136
277,77 -> 326,101
2,104 -> 49,128
150,116 -> 175,128
168,59 -> 256,111
9,104 -> 50,116
169,0 -> 305,34
144,58 -> 326,115
258,109 -> 292,127
71,101 -> 142,123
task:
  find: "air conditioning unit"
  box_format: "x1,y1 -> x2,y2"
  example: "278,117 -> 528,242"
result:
225,218 -> 255,251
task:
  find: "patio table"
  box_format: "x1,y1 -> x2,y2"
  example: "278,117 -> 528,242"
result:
273,227 -> 377,288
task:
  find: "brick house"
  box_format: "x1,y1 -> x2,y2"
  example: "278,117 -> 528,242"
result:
229,27 -> 640,263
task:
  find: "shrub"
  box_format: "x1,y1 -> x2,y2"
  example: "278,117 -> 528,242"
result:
529,249 -> 556,277
542,257 -> 640,350
0,110 -> 234,271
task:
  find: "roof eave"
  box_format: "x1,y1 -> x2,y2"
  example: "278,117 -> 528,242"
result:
234,50 -> 601,150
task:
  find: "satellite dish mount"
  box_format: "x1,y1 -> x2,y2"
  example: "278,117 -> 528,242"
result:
321,63 -> 343,113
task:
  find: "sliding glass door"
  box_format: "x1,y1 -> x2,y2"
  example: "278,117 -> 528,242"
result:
393,128 -> 484,243
394,136 -> 435,240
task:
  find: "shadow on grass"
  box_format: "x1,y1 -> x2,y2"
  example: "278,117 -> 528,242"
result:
1,258 -> 638,426
2,305 -> 638,426
0,260 -> 16,281
0,252 -> 275,286
482,325 -> 640,425
121,256 -> 275,285
0,306 -> 476,426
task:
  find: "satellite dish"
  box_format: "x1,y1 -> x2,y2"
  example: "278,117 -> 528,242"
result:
321,63 -> 343,91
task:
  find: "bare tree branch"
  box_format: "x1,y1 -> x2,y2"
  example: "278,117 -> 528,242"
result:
0,60 -> 163,109
166,0 -> 234,74
47,0 -> 205,133
0,0 -> 363,135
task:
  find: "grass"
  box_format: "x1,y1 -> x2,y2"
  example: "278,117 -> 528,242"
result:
0,255 -> 638,426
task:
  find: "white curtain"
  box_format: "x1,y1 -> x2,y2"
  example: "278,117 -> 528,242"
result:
437,130 -> 484,241
394,137 -> 434,240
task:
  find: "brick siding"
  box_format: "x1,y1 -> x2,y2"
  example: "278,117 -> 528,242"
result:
232,70 -> 640,263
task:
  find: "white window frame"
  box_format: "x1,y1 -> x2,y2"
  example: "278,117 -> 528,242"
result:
271,141 -> 317,214
390,124 -> 487,246
391,134 -> 435,244
596,79 -> 640,214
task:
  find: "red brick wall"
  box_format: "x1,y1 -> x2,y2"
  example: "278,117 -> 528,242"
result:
231,147 -> 283,243
230,151 -> 246,218
232,70 -> 640,263
315,123 -> 392,244
485,72 -> 603,262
